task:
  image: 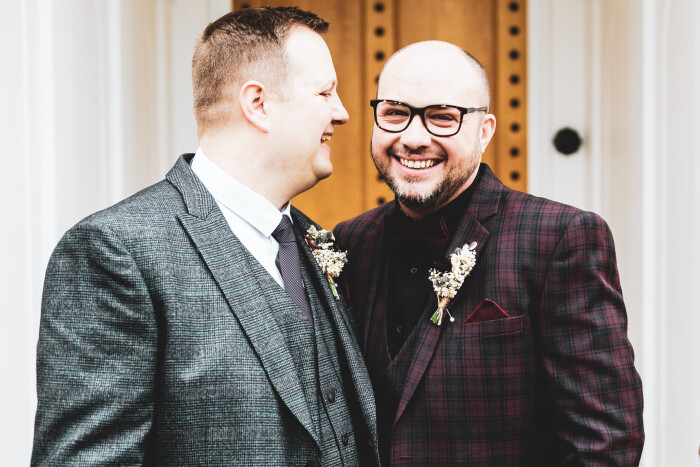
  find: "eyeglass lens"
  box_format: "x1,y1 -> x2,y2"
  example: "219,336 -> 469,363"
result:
375,101 -> 462,136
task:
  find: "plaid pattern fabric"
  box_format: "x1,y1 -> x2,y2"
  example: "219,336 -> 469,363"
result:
334,164 -> 644,466
32,154 -> 380,466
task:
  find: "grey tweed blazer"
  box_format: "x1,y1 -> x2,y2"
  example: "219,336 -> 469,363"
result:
31,154 -> 380,466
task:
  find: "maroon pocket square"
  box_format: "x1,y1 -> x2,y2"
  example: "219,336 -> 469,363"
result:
463,299 -> 510,324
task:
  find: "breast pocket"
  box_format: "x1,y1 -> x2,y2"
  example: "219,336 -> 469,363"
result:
454,313 -> 530,339
445,314 -> 537,440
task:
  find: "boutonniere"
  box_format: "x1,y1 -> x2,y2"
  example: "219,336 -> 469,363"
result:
428,242 -> 478,326
305,226 -> 348,300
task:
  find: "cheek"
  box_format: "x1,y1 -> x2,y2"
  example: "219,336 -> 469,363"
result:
448,136 -> 477,160
371,130 -> 393,154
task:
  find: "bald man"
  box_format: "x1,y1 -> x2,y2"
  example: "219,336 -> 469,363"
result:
334,41 -> 644,465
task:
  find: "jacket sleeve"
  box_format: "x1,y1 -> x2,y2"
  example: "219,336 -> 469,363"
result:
537,211 -> 644,466
31,222 -> 158,466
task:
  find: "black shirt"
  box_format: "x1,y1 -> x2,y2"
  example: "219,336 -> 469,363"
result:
385,165 -> 483,357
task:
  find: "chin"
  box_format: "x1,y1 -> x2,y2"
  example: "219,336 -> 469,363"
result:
311,160 -> 333,182
395,181 -> 436,199
387,177 -> 437,203
313,168 -> 332,183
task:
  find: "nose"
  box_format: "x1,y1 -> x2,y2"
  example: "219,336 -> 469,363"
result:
400,114 -> 431,149
331,94 -> 349,125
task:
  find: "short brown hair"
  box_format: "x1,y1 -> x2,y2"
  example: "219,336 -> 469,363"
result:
192,7 -> 329,133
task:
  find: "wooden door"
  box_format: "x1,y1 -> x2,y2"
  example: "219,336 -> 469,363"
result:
233,0 -> 527,229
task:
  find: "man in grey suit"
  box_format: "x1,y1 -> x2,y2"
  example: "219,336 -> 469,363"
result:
32,7 -> 379,466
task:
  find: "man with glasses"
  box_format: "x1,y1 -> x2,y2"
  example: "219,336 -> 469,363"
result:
335,41 -> 644,465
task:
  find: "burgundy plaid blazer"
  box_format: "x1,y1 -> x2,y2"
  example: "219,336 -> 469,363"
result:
334,165 -> 644,466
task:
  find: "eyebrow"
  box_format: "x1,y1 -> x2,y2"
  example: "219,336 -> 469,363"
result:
319,79 -> 337,90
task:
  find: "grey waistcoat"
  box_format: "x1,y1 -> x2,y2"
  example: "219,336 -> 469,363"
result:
252,243 -> 362,466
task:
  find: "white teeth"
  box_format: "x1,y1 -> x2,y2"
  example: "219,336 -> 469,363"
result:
399,158 -> 436,169
321,135 -> 331,142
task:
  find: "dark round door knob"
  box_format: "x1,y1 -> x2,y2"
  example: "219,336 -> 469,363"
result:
553,128 -> 582,155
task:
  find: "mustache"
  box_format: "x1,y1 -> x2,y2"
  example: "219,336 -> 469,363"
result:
386,144 -> 447,160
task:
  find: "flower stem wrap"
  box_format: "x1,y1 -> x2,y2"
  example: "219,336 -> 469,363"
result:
428,243 -> 477,326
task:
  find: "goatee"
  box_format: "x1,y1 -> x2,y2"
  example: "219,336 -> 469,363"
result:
371,142 -> 478,214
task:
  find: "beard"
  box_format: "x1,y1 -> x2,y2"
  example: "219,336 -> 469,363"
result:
371,141 -> 481,214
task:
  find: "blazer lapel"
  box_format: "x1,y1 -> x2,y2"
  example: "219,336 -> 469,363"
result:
393,164 -> 503,427
292,208 -> 380,451
167,155 -> 315,442
353,215 -> 390,356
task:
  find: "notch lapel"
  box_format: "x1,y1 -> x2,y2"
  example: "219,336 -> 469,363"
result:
291,208 -> 380,450
392,214 -> 491,427
345,214 -> 390,357
393,165 -> 503,427
167,155 -> 316,444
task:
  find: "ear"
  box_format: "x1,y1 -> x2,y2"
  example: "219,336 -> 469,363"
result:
479,113 -> 496,153
239,80 -> 271,133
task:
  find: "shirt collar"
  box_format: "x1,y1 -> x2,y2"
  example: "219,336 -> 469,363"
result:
191,147 -> 292,237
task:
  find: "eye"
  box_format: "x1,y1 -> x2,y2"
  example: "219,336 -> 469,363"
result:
427,109 -> 461,127
430,112 -> 458,122
383,108 -> 410,117
320,91 -> 332,99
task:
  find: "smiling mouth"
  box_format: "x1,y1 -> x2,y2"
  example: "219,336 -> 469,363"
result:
321,135 -> 332,143
398,157 -> 439,169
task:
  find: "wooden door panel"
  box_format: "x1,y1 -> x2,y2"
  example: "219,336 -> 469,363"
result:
233,0 -> 527,229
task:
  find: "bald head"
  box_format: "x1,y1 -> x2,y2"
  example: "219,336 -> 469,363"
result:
377,41 -> 490,110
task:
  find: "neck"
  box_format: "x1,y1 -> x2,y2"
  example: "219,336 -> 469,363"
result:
200,132 -> 292,211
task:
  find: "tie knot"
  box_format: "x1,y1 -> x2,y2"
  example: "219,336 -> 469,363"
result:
272,215 -> 296,244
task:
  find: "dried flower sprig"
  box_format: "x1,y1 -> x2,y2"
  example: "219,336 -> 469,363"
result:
428,242 -> 477,325
305,226 -> 348,300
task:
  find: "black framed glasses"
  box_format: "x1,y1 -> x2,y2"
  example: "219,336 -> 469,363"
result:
370,99 -> 488,137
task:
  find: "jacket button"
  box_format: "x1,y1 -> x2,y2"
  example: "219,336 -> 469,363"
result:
326,388 -> 336,403
305,461 -> 320,467
341,433 -> 350,445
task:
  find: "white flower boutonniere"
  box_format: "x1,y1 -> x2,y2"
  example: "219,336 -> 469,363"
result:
429,242 -> 477,326
305,226 -> 348,300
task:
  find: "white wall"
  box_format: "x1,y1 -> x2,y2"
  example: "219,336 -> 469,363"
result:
0,1 -> 229,465
530,0 -> 700,465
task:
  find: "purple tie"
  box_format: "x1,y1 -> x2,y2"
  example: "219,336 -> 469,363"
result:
272,216 -> 313,321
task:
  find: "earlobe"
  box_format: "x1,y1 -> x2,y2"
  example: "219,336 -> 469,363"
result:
239,81 -> 271,133
480,114 -> 497,152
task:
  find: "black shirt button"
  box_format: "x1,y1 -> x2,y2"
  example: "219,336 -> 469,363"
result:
326,388 -> 336,403
410,267 -> 418,274
395,324 -> 403,333
306,461 -> 320,467
341,433 -> 350,445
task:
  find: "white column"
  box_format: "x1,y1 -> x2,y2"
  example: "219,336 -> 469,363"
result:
657,0 -> 700,464
604,0 -> 700,464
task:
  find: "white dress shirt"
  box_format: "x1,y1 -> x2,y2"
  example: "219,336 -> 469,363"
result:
191,147 -> 291,288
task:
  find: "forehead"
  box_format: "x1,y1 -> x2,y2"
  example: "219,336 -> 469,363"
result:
284,28 -> 337,88
377,49 -> 480,107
